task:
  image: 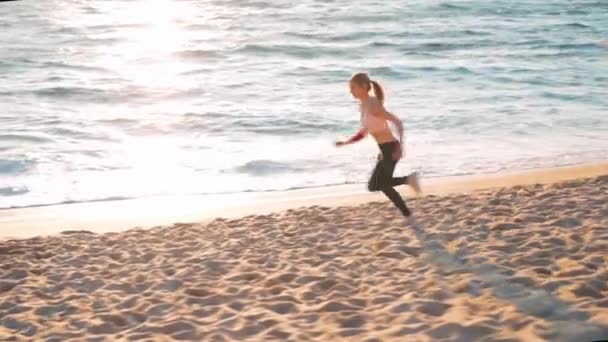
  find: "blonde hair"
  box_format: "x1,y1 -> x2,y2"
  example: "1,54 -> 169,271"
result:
350,72 -> 384,103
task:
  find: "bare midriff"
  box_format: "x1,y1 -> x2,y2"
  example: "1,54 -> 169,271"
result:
371,129 -> 397,144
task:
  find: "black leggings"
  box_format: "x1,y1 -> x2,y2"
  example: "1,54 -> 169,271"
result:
367,141 -> 411,217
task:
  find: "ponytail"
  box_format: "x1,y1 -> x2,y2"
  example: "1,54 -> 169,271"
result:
371,80 -> 384,103
351,73 -> 385,103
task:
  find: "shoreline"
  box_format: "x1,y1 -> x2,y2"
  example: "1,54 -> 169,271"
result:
1,161 -> 607,240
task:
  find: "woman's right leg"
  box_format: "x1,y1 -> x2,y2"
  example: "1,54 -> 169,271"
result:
368,155 -> 411,217
368,156 -> 409,190
379,159 -> 412,217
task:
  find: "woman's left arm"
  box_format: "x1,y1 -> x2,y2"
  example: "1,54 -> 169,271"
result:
386,111 -> 404,144
373,102 -> 404,143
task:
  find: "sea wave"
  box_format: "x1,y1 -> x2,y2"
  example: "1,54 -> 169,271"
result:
0,159 -> 36,175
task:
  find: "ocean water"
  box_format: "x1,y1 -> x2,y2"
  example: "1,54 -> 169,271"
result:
1,0 -> 607,209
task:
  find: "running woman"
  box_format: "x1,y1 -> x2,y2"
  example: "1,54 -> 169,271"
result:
335,72 -> 421,219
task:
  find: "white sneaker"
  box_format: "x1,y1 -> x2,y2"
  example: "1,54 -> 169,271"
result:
408,172 -> 422,194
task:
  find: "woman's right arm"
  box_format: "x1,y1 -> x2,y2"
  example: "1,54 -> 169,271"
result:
335,128 -> 367,146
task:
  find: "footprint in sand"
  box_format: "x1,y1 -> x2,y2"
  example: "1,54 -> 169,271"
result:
414,301 -> 451,317
2,317 -> 39,337
0,280 -> 20,293
338,314 -> 367,329
426,322 -> 497,341
266,302 -> 298,315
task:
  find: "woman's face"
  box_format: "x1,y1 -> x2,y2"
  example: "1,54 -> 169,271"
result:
349,80 -> 367,99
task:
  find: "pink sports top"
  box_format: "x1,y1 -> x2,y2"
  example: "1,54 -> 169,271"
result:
361,97 -> 389,134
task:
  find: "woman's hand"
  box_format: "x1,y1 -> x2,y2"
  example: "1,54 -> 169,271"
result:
337,129 -> 366,148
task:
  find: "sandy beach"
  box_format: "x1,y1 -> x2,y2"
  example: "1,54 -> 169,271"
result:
1,166 -> 608,341
3,1 -> 608,340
